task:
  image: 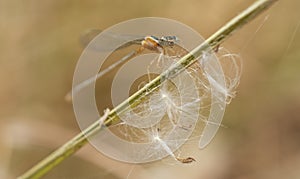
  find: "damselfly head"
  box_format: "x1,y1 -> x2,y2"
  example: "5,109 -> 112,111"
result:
160,36 -> 179,47
161,36 -> 178,42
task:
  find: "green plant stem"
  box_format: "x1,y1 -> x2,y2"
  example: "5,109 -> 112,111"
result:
18,0 -> 278,178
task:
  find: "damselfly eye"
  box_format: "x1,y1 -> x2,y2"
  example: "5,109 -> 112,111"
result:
167,41 -> 175,46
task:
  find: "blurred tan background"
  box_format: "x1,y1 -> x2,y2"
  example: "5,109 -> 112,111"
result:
0,0 -> 299,178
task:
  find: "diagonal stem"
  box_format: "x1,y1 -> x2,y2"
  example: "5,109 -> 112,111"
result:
18,0 -> 278,178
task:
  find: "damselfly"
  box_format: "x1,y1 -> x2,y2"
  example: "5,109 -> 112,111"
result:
65,30 -> 181,101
